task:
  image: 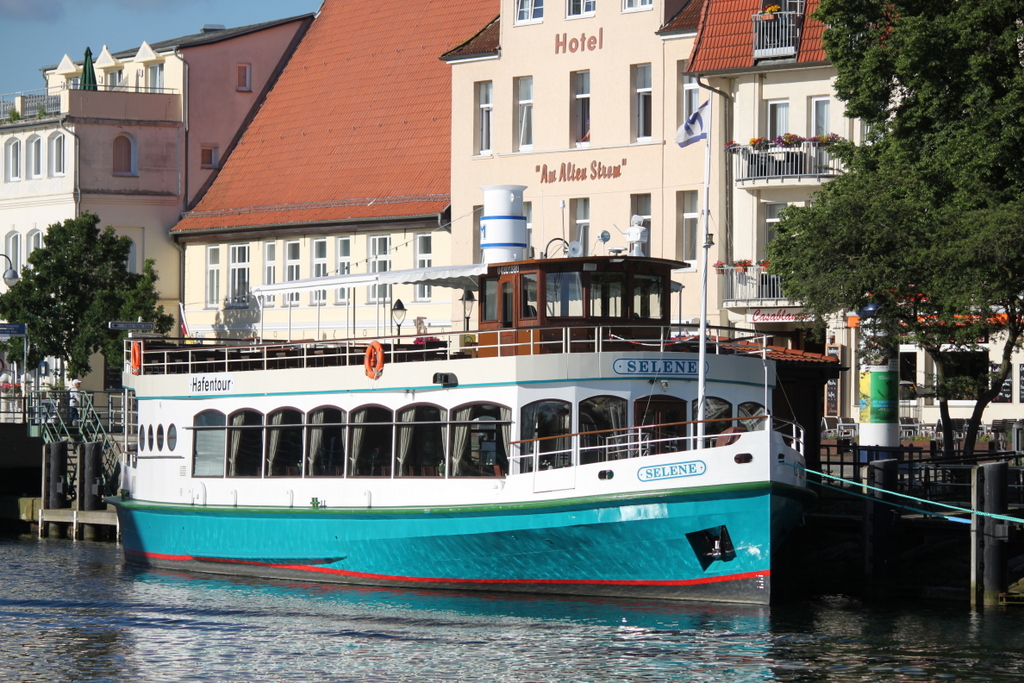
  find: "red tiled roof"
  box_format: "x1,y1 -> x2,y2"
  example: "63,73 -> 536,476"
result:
687,0 -> 826,74
441,15 -> 500,61
658,0 -> 704,35
174,0 -> 499,233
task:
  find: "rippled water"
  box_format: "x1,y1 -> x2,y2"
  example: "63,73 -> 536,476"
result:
2,536 -> 1024,682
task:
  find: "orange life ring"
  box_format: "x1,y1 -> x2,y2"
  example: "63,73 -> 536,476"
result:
130,341 -> 142,375
364,340 -> 385,380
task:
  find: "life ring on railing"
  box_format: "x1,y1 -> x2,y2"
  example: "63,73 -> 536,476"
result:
364,340 -> 385,380
130,341 -> 142,375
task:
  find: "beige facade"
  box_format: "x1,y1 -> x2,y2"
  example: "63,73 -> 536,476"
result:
447,1 -> 718,325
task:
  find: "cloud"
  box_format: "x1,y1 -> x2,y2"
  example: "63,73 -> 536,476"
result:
0,0 -> 65,21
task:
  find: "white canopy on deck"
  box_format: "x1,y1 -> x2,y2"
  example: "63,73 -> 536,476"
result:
251,263 -> 489,298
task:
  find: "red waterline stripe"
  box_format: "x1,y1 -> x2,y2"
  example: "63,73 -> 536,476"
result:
126,548 -> 768,588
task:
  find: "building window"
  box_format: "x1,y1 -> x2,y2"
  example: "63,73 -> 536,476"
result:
205,246 -> 220,307
680,62 -> 699,126
678,191 -> 698,262
126,239 -> 138,274
767,100 -> 789,140
228,244 -> 249,306
200,146 -> 219,169
571,198 -> 590,255
49,133 -> 65,176
633,64 -> 652,141
237,64 -> 252,92
113,134 -> 137,176
5,139 -> 21,181
26,136 -> 42,178
263,242 -> 276,307
285,240 -> 300,306
476,81 -> 493,155
516,0 -> 544,23
105,69 -> 122,88
336,237 -> 351,304
26,229 -> 43,263
765,203 -> 785,246
147,63 -> 164,92
811,97 -> 830,137
623,0 -> 652,9
572,71 -> 590,146
5,232 -> 21,275
368,235 -> 391,303
567,0 -> 595,17
516,76 -> 533,151
311,238 -> 328,306
415,234 -> 432,301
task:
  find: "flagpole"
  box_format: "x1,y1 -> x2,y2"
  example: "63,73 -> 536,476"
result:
696,95 -> 713,448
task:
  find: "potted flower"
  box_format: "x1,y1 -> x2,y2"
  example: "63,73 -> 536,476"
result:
757,259 -> 770,269
724,140 -> 741,153
749,136 -> 769,151
772,133 -> 805,148
761,3 -> 781,19
811,132 -> 845,146
713,260 -> 727,274
732,259 -> 753,273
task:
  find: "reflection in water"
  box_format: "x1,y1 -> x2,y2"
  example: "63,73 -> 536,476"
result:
2,537 -> 1024,682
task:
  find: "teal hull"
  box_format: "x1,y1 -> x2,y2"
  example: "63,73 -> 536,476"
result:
112,483 -> 808,604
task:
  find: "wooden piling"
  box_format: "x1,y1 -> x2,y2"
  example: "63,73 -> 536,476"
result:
972,461 -> 1009,609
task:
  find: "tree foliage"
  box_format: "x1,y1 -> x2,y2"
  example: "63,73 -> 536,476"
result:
769,0 -> 1024,454
0,213 -> 174,378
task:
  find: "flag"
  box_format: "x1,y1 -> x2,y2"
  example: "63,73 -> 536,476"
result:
676,100 -> 710,148
179,302 -> 190,338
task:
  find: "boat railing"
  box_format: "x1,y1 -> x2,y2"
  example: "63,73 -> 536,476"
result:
509,414 -> 802,475
125,324 -> 773,376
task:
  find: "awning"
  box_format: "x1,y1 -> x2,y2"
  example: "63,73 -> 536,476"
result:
251,263 -> 488,297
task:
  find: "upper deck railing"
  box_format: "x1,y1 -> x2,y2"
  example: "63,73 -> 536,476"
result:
126,324 -> 774,377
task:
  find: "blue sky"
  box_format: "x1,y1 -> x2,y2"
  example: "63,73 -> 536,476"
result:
0,0 -> 323,96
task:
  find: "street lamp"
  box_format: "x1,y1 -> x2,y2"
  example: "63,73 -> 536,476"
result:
391,299 -> 406,337
460,290 -> 476,331
0,254 -> 19,287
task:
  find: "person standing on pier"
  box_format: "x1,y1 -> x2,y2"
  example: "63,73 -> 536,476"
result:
69,378 -> 82,425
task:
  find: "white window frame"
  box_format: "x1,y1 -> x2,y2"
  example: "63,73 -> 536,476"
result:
633,64 -> 652,142
679,191 -> 699,262
147,63 -> 164,92
26,229 -> 43,264
336,237 -> 351,304
49,133 -> 65,176
811,96 -> 830,138
263,242 -> 277,307
765,203 -> 785,247
680,62 -> 699,126
415,233 -> 433,302
311,238 -> 328,306
228,244 -> 249,307
767,99 -> 790,140
476,81 -> 493,155
524,201 -> 533,257
27,136 -> 43,178
516,76 -> 534,151
237,63 -> 252,92
622,0 -> 652,10
105,69 -> 122,88
571,198 -> 590,255
5,232 -> 22,275
200,146 -> 219,169
573,71 -> 591,147
5,139 -> 21,181
631,194 -> 652,229
515,0 -> 544,24
368,235 -> 391,304
285,240 -> 301,306
205,246 -> 221,307
567,0 -> 595,18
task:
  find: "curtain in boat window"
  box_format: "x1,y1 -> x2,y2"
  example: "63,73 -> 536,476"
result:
227,410 -> 263,477
266,408 -> 303,476
521,399 -> 572,470
451,405 -> 473,475
397,405 -> 445,477
450,403 -> 510,477
350,406 -> 392,476
307,407 -> 344,476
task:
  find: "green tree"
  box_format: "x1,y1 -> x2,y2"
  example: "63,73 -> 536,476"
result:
769,0 -> 1024,455
0,213 -> 174,378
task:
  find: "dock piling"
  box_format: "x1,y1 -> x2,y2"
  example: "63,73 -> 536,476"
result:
972,461 -> 1009,609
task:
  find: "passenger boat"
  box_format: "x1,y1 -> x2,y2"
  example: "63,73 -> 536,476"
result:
110,188 -> 813,604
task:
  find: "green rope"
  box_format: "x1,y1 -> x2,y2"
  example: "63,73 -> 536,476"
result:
789,462 -> 1023,525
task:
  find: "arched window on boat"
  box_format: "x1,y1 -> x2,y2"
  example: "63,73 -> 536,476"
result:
578,395 -> 628,463
738,401 -> 768,431
227,409 -> 264,477
450,402 -> 511,477
265,408 -> 303,477
692,397 -> 733,441
349,405 -> 393,477
307,406 -> 345,477
193,410 -> 226,477
520,399 -> 572,472
396,404 -> 446,477
634,395 -> 687,455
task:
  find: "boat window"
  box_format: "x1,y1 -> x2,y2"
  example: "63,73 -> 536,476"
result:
227,409 -> 264,477
635,395 -> 687,455
350,405 -> 393,477
147,425 -> 154,452
450,402 -> 511,477
138,424 -> 145,452
396,404 -> 446,477
307,406 -> 345,477
481,278 -> 498,321
265,408 -> 304,477
193,410 -> 226,477
156,424 -> 164,451
546,272 -> 584,317
693,397 -> 733,437
578,395 -> 628,464
520,399 -> 572,471
632,274 -> 663,319
167,424 -> 177,451
501,281 -> 514,327
590,273 -> 625,318
738,401 -> 767,431
521,273 -> 538,318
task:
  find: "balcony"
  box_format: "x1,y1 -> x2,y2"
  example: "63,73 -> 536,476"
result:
752,10 -> 803,59
730,141 -> 844,186
1,84 -> 179,126
720,265 -> 790,306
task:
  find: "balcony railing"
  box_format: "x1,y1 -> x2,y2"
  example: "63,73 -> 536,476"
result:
1,84 -> 178,123
730,141 -> 844,183
752,11 -> 803,59
720,265 -> 788,304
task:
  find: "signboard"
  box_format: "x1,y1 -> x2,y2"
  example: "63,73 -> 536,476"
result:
612,358 -> 702,377
189,374 -> 235,395
0,323 -> 27,338
637,460 -> 707,482
824,345 -> 841,417
108,321 -> 156,331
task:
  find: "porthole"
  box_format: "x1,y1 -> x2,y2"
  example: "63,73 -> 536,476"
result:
138,424 -> 145,452
156,424 -> 165,451
147,425 -> 154,451
167,424 -> 177,451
